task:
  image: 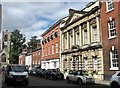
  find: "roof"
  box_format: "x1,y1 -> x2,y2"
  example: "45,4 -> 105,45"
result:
41,16 -> 68,37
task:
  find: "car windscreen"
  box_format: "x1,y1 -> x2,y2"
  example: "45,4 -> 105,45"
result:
11,66 -> 27,72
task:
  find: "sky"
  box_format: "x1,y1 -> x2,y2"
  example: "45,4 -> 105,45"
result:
2,0 -> 94,43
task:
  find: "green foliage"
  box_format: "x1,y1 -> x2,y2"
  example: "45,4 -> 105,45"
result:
9,29 -> 26,64
27,36 -> 37,52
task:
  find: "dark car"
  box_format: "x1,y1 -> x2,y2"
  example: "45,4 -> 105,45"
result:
35,69 -> 46,78
28,67 -> 37,76
4,64 -> 29,86
44,69 -> 64,80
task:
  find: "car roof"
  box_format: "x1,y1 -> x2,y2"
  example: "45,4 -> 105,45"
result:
7,64 -> 26,67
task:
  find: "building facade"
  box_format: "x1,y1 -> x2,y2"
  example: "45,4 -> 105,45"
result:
0,30 -> 11,66
61,1 -> 104,80
41,21 -> 60,69
19,48 -> 27,65
32,48 -> 41,65
32,39 -> 42,66
100,0 -> 120,80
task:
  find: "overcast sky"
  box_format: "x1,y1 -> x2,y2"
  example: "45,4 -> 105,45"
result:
2,0 -> 94,42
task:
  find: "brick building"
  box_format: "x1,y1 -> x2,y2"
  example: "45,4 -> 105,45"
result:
41,21 -> 60,69
32,47 -> 42,65
100,0 -> 120,80
19,48 -> 27,65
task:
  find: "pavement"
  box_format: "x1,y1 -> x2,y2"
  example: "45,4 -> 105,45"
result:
95,79 -> 110,86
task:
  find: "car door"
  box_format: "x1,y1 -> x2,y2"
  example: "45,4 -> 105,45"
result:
117,72 -> 120,84
72,71 -> 78,82
68,70 -> 74,81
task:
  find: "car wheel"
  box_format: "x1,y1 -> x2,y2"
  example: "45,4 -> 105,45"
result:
50,75 -> 53,80
24,81 -> 28,86
45,75 -> 47,79
111,82 -> 120,88
66,77 -> 70,83
77,79 -> 83,85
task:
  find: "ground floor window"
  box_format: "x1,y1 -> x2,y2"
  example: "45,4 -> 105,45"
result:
110,46 -> 119,70
93,56 -> 98,71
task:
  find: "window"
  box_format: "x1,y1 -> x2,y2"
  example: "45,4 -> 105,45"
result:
54,62 -> 57,69
42,48 -> 44,57
106,0 -> 114,12
56,42 -> 58,53
110,46 -> 118,70
92,26 -> 97,42
76,32 -> 80,45
108,20 -> 116,38
84,29 -> 88,44
93,57 -> 98,71
84,57 -> 88,70
48,46 -> 50,55
52,31 -> 54,38
52,44 -> 54,54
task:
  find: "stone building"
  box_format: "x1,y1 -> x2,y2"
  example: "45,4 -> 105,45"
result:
0,30 -> 11,66
61,1 -> 104,80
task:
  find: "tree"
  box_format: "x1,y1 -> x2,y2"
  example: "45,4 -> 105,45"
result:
9,29 -> 26,64
27,36 -> 37,52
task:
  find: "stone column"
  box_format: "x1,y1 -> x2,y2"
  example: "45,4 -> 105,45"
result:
67,31 -> 69,49
87,21 -> 90,44
73,28 -> 75,45
79,25 -> 82,47
61,33 -> 64,51
96,17 -> 100,42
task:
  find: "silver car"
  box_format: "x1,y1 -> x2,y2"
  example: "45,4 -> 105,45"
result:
66,70 -> 95,85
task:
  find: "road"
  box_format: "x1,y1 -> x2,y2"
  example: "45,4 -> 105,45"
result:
2,75 -> 110,88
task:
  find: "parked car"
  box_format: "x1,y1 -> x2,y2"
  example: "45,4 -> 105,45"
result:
110,71 -> 120,88
4,64 -> 29,86
35,69 -> 46,78
44,69 -> 64,80
66,70 -> 95,85
28,67 -> 37,76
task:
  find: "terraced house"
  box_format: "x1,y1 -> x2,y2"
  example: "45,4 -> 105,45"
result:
41,20 -> 61,69
60,1 -> 104,80
100,0 -> 120,80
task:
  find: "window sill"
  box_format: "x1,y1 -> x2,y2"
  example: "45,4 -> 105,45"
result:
106,8 -> 114,13
108,36 -> 117,40
110,67 -> 119,71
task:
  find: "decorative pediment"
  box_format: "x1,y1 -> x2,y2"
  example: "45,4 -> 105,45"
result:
82,23 -> 87,29
90,19 -> 96,25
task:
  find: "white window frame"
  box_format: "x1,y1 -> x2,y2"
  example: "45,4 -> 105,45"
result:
106,0 -> 114,13
48,46 -> 50,55
108,20 -> 116,39
84,58 -> 88,70
52,44 -> 54,54
76,32 -> 80,45
84,29 -> 88,45
93,57 -> 98,71
92,26 -> 98,42
110,46 -> 119,70
56,42 -> 58,53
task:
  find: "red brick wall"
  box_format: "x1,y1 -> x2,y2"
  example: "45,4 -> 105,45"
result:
42,23 -> 60,60
100,2 -> 119,80
32,49 -> 42,64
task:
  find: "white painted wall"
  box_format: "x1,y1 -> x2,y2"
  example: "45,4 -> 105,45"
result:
25,55 -> 32,66
41,59 -> 60,69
